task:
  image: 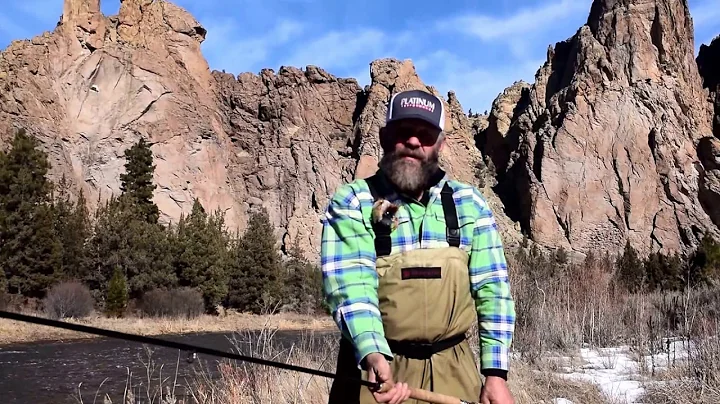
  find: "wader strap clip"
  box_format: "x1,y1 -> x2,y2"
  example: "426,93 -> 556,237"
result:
387,333 -> 466,360
366,175 -> 461,255
440,183 -> 461,247
366,174 -> 393,257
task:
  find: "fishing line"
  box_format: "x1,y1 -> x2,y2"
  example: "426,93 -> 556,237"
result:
0,310 -> 380,390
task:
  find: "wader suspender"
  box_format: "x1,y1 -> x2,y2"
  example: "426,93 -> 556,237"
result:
365,174 -> 461,257
365,175 -> 465,392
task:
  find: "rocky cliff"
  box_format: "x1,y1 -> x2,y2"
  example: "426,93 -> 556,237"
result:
696,35 -> 720,230
477,0 -> 720,257
0,0 -> 520,261
0,0 -> 718,260
697,35 -> 719,138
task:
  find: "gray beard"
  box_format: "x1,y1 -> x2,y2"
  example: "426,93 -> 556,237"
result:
379,150 -> 440,196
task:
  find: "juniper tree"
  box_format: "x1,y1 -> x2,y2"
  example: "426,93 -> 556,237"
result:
119,138 -> 159,224
615,240 -> 644,293
172,198 -> 229,313
105,267 -> 129,317
226,207 -> 283,314
283,241 -> 323,314
52,175 -> 91,281
0,129 -> 62,297
82,195 -> 175,301
688,234 -> 720,286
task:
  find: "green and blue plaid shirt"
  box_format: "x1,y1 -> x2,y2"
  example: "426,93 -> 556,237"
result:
320,170 -> 515,374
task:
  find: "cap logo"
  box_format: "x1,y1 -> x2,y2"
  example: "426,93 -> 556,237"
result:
400,97 -> 435,113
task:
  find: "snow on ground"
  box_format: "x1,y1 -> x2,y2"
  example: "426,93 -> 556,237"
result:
545,338 -> 692,403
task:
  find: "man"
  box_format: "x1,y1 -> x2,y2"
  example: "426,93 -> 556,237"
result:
320,89 -> 516,404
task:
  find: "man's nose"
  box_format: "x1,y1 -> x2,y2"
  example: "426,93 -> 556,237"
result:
403,134 -> 422,148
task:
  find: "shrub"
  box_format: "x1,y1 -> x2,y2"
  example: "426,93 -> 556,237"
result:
105,267 -> 129,318
139,287 -> 204,319
42,281 -> 94,319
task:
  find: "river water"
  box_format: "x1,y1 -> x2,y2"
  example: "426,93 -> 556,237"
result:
0,329 -> 339,404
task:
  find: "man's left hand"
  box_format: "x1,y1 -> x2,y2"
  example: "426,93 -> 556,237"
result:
479,376 -> 514,404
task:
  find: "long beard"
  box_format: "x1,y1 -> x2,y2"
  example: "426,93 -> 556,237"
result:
379,148 -> 440,196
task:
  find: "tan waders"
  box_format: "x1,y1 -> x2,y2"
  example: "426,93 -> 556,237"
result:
328,174 -> 481,404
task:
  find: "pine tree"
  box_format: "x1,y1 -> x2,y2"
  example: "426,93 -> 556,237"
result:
172,198 -> 229,313
688,234 -> 720,286
119,138 -> 159,224
0,129 -> 62,297
226,207 -> 283,314
643,251 -> 683,292
82,196 -> 176,301
52,175 -> 91,281
615,240 -> 644,293
283,242 -> 323,314
105,267 -> 129,317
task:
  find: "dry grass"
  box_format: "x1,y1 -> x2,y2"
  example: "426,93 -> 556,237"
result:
77,322 -> 613,404
66,247 -> 720,403
0,309 -> 335,345
508,360 -> 614,404
638,323 -> 720,404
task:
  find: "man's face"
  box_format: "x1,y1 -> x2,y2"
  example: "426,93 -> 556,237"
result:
378,118 -> 445,196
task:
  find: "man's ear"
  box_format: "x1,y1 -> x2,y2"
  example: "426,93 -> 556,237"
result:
437,132 -> 446,152
379,126 -> 391,150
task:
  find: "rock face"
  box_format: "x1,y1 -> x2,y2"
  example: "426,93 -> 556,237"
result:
478,0 -> 719,257
0,0 -> 240,237
697,35 -> 720,138
211,66 -> 363,254
697,35 -> 720,228
0,0 -> 520,261
1,0 -> 718,260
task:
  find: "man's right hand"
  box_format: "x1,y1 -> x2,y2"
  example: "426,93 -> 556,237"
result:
364,353 -> 411,404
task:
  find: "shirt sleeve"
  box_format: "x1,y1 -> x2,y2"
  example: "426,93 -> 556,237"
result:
320,183 -> 393,366
468,187 -> 516,379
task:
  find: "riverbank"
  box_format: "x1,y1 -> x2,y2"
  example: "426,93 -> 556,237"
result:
0,310 -> 336,345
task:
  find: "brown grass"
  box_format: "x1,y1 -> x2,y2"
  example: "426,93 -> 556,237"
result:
0,309 -> 335,345
638,322 -> 720,404
78,323 -> 613,404
68,246 -> 720,403
508,360 -> 614,404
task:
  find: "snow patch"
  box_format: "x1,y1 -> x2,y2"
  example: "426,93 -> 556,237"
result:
545,338 -> 692,403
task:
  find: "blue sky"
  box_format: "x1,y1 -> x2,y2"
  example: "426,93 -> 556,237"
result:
1,0 -> 718,113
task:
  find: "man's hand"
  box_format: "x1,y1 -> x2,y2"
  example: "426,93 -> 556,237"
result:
364,353 -> 411,404
480,376 -> 514,404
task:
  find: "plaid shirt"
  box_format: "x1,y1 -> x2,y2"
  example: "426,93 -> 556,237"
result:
320,171 -> 515,374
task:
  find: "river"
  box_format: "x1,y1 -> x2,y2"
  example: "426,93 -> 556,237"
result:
0,329 -> 340,404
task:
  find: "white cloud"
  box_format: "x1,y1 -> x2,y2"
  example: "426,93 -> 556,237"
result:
436,0 -> 591,42
282,29 -> 390,70
200,18 -> 305,73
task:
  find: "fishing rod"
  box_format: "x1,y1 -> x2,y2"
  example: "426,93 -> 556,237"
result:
0,310 -> 476,404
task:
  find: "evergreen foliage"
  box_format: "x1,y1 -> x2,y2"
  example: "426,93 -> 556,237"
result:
52,175 -> 91,281
2,128 -> 719,322
283,241 -> 324,314
615,240 -> 645,293
119,138 -> 159,224
0,129 -> 62,297
172,198 -> 229,313
105,267 -> 129,317
226,207 -> 283,314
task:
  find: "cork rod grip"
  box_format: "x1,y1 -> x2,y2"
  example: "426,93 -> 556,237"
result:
375,381 -> 477,404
